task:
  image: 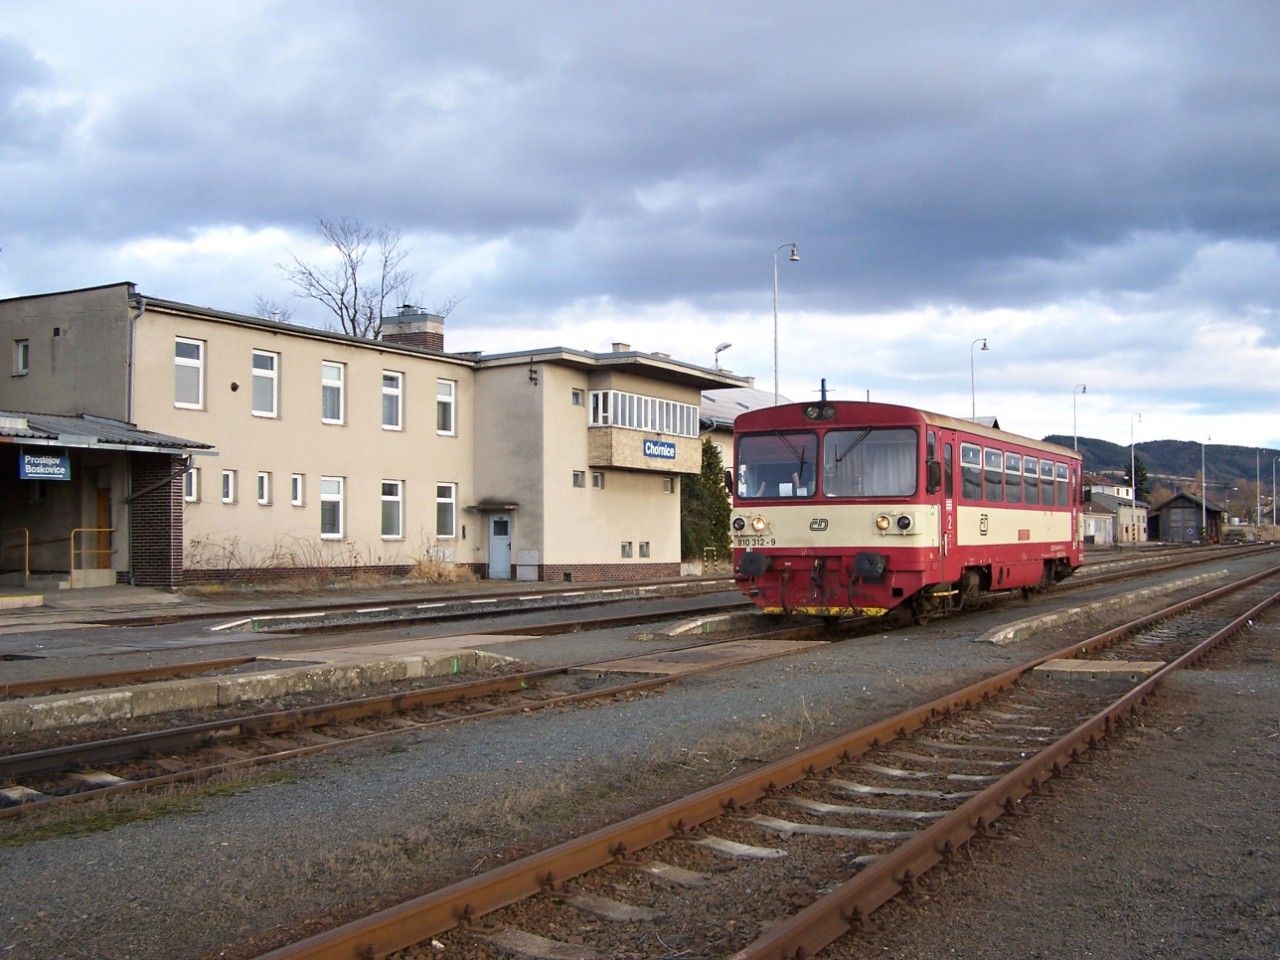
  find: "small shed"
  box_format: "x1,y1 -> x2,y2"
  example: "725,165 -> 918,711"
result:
1148,493 -> 1225,543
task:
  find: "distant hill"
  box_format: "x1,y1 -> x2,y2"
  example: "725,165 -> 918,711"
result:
1043,435 -> 1279,490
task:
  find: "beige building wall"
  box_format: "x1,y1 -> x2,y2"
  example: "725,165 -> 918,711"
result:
132,306 -> 476,570
0,284 -> 132,420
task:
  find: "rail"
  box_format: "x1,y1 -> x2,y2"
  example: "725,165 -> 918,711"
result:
0,527 -> 29,585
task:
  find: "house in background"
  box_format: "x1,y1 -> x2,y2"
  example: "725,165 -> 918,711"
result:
1147,492 -> 1225,543
1083,472 -> 1149,544
0,283 -> 745,587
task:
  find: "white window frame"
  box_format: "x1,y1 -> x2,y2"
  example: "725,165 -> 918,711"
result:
257,471 -> 271,505
435,482 -> 457,539
381,479 -> 404,539
290,473 -> 305,507
251,350 -> 279,418
639,541 -> 650,558
436,379 -> 456,436
572,470 -> 585,488
220,469 -> 236,504
621,541 -> 633,558
320,476 -> 344,539
183,467 -> 199,503
13,339 -> 29,376
382,370 -> 404,431
321,361 -> 345,425
571,388 -> 584,406
591,471 -> 605,489
663,476 -> 676,494
175,337 -> 205,409
587,389 -> 698,438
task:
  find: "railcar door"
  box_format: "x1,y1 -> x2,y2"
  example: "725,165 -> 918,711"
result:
927,429 -> 956,561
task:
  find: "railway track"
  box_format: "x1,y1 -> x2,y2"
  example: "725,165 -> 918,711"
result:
242,564 -> 1280,960
2,548 -> 1271,819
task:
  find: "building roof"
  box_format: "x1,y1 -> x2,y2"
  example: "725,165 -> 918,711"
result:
1089,491 -> 1150,512
1148,492 -> 1225,514
0,411 -> 212,455
700,386 -> 784,431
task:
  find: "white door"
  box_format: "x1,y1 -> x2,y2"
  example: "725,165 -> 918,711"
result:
488,514 -> 512,579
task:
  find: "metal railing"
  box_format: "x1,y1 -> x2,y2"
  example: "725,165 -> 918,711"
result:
70,527 -> 116,588
0,527 -> 29,585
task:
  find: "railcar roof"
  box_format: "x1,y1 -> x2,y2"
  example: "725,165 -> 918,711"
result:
736,401 -> 1080,461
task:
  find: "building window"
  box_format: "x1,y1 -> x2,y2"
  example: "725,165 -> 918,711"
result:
382,371 -> 403,430
251,350 -> 279,417
621,541 -> 633,558
571,388 -> 584,406
221,469 -> 237,503
436,483 -> 457,538
321,361 -> 345,424
572,470 -> 585,488
663,476 -> 676,493
175,337 -> 204,409
436,379 -> 456,435
320,476 -> 344,538
257,471 -> 271,505
183,467 -> 199,503
381,480 -> 404,539
12,339 -> 29,376
639,541 -> 650,558
591,471 -> 605,489
290,473 -> 304,506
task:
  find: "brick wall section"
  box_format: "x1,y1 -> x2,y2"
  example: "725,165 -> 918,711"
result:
381,330 -> 444,351
539,563 -> 680,582
129,453 -> 184,588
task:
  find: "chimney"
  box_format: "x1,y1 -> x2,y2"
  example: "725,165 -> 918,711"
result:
611,341 -> 631,353
382,306 -> 445,352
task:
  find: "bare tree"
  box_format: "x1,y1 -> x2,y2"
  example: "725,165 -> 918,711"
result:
252,295 -> 295,324
280,218 -> 414,339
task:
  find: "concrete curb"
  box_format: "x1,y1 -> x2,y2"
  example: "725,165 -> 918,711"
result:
0,650 -> 515,737
975,569 -> 1230,646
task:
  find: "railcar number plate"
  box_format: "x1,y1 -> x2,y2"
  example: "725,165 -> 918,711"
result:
735,536 -> 776,547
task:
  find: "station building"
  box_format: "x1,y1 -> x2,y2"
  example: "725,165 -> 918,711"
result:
0,283 -> 746,588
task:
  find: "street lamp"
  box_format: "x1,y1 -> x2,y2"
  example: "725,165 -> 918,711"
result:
772,242 -> 799,405
1130,412 -> 1142,544
713,342 -> 732,369
1201,436 -> 1209,538
969,337 -> 989,421
1256,449 -> 1261,526
1273,457 -> 1278,527
1072,383 -> 1086,451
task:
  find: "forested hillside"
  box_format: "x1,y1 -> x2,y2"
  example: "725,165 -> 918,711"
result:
1043,435 -> 1278,489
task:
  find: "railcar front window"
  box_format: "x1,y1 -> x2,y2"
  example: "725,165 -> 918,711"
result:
823,428 -> 918,498
737,432 -> 818,498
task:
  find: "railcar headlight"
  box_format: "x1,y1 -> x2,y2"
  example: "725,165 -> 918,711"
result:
897,514 -> 912,531
732,517 -> 746,531
750,515 -> 767,532
875,514 -> 891,531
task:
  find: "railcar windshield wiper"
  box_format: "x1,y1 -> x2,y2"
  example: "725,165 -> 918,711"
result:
833,427 -> 872,464
773,431 -> 810,484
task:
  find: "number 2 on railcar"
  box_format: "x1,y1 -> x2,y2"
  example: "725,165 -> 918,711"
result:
729,398 -> 1083,622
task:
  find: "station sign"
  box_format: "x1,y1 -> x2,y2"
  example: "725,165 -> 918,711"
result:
643,439 -> 678,460
19,451 -> 70,481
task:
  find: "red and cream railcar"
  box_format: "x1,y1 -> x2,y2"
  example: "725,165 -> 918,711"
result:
730,400 -> 1083,620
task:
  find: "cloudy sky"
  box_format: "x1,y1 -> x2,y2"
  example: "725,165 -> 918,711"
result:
3,2 -> 1279,452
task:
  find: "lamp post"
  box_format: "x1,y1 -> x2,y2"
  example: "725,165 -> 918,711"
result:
1201,436 -> 1209,538
1130,412 -> 1142,544
969,337 -> 989,421
713,342 -> 732,369
1273,457 -> 1278,527
772,242 -> 799,405
1256,449 -> 1261,526
1072,383 -> 1086,451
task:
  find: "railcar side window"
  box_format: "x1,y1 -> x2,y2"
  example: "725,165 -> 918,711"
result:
1024,457 -> 1039,505
822,428 -> 918,497
737,432 -> 818,498
1042,460 -> 1056,506
944,443 -> 953,497
984,448 -> 1003,502
1056,463 -> 1070,506
960,444 -> 982,500
1005,453 -> 1022,504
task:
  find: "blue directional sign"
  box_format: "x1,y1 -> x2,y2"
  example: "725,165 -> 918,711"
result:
20,452 -> 70,481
